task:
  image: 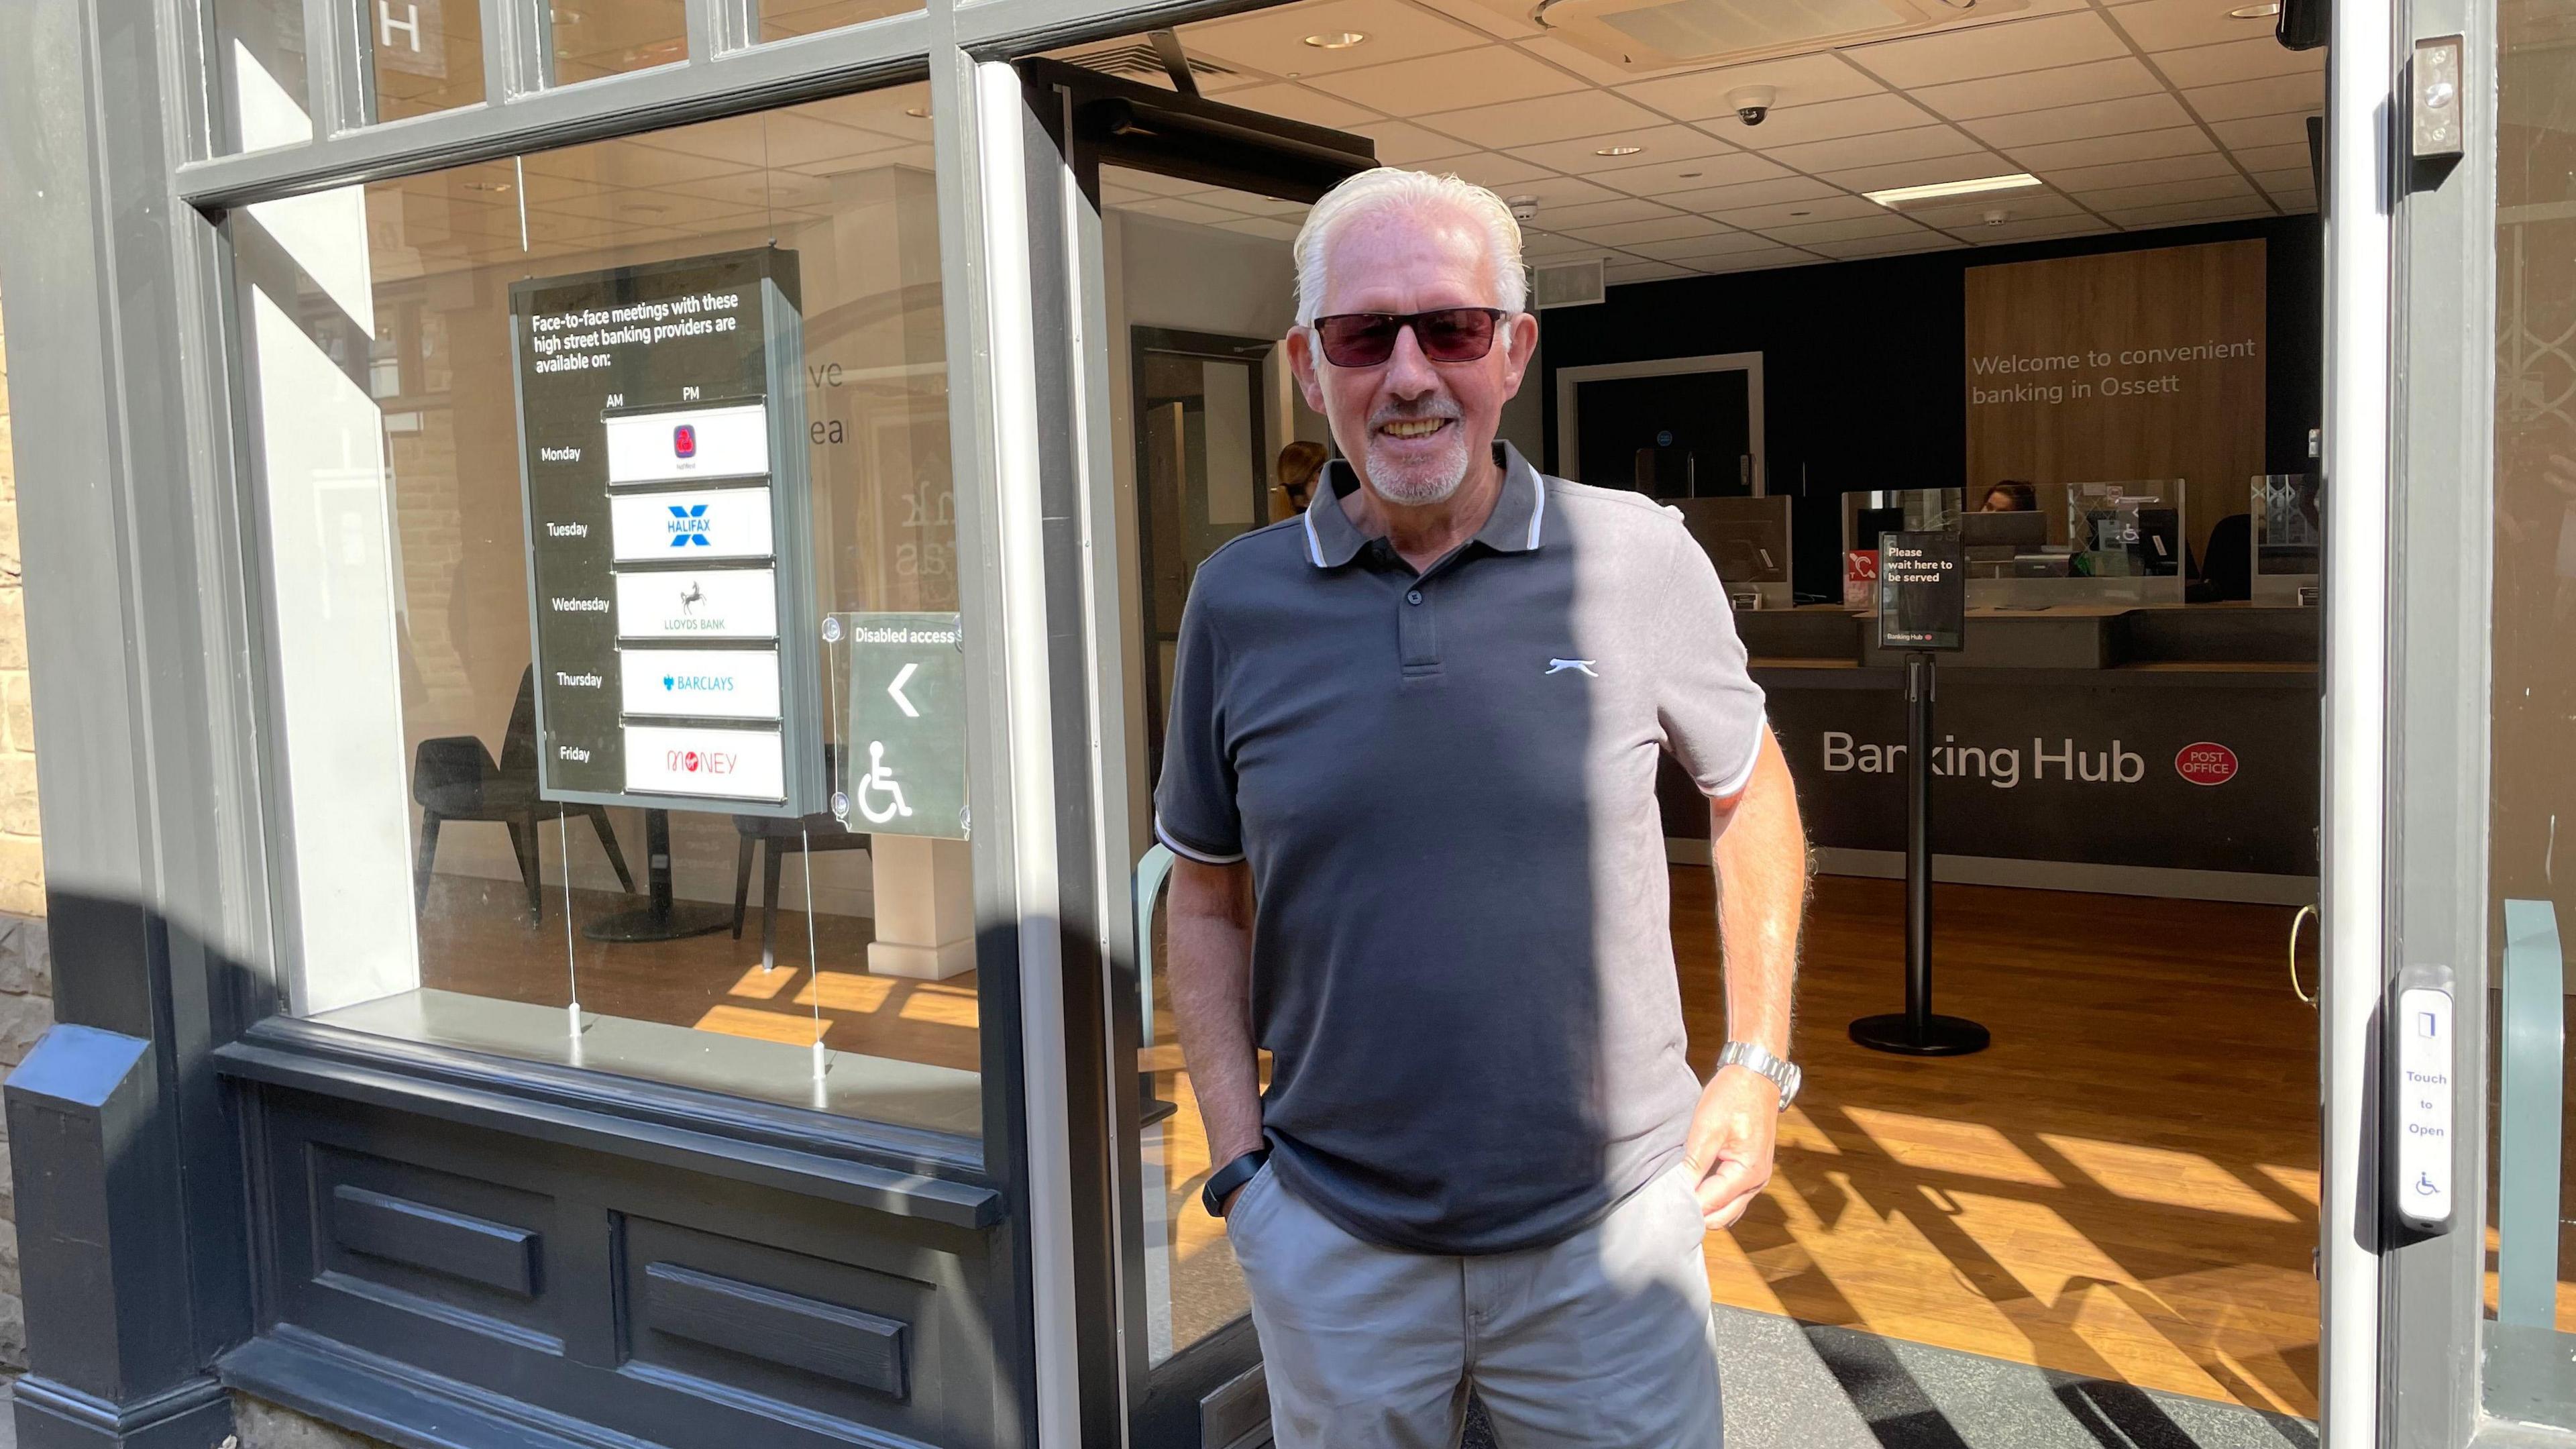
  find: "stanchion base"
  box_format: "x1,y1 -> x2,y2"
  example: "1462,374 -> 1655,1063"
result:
582,902 -> 735,943
1849,1013 -> 1991,1057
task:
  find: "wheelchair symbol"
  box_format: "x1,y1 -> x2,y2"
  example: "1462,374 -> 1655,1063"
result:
855,741 -> 914,824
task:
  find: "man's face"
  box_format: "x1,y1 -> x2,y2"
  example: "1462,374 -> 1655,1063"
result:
1287,205 -> 1539,507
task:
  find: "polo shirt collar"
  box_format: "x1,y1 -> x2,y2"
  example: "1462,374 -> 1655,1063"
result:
1299,441 -> 1549,569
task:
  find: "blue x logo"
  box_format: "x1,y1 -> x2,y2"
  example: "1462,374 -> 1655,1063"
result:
667,504 -> 710,547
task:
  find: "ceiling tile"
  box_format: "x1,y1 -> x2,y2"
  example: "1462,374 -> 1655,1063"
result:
1417,89 -> 1665,150
1759,212 -> 1931,245
1096,165 -> 1214,197
1348,118 -> 1479,165
2233,141 -> 2315,172
1843,11 -> 2129,89
1725,93 -> 1934,150
1483,172 -> 1627,211
2000,125 -> 2215,171
1615,52 -> 1884,123
1706,194 -> 1885,229
1307,45 -> 1582,113
1214,83 -> 1380,129
1966,216 -> 2118,245
1531,195 -> 1683,229
1964,92 -> 2194,149
2103,197 -> 2279,229
2268,190 -> 2317,214
1405,0 -> 1544,40
2072,173 -> 2253,209
2208,111 -> 2317,150
2149,35 -> 2324,89
1180,1 -> 1492,78
1621,231 -> 1786,262
1589,150 -> 1790,197
2183,72 -> 2326,123
1120,196 -> 1252,225
1503,123 -> 1737,174
1434,152 -> 1558,189
2107,0 -> 2281,52
1807,232 -> 1968,260
1760,125 -> 1984,174
794,89 -> 934,145
1904,191 -> 2085,229
1603,259 -> 1691,283
1511,34 -> 1709,87
1521,230 -> 1613,258
1821,154 -> 2027,195
1214,216 -> 1305,241
1568,214 -> 1739,246
1692,245 -> 1823,274
2250,166 -> 2314,195
1658,175 -> 1843,212
1913,56 -> 2163,121
2038,150 -> 2241,192
524,140 -> 747,186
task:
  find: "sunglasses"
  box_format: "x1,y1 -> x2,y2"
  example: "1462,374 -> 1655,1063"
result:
1309,307 -> 1509,368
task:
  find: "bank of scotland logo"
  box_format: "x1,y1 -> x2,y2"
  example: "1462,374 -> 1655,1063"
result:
667,504 -> 711,547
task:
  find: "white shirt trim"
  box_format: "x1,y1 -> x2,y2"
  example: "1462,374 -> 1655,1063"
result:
1526,469 -> 1546,549
1707,716 -> 1768,802
1155,814 -> 1246,865
1302,502 -> 1325,567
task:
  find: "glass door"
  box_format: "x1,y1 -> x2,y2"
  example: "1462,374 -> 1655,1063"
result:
1021,54 -> 1368,1448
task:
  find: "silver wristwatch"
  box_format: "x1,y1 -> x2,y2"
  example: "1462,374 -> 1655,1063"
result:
1718,1041 -> 1802,1111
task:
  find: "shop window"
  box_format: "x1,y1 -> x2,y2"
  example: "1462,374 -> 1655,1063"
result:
229,83 -> 979,1141
211,0 -> 312,154
2487,1 -> 2576,1428
755,0 -> 927,44
548,1 -> 691,84
364,0 -> 485,121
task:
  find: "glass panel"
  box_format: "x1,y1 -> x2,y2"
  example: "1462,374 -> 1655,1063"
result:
364,0 -> 485,121
757,0 -> 926,44
548,0 -> 689,84
231,83 -> 978,1138
2487,0 -> 2576,1428
1103,168 -> 1322,1367
211,0 -> 312,154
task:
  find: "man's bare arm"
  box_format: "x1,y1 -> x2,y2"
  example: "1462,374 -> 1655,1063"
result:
1684,724 -> 1807,1228
1167,857 -> 1267,1197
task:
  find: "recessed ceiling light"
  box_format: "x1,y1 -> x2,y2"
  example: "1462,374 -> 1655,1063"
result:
904,105 -> 928,117
1303,31 -> 1366,48
464,180 -> 511,193
1864,172 -> 2044,207
1790,209 -> 1812,217
2227,2 -> 2279,15
1595,144 -> 1645,157
1678,170 -> 1703,179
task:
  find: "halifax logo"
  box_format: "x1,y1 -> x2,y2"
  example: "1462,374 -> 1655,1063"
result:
667,504 -> 712,547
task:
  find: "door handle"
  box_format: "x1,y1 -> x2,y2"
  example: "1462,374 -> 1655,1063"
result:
2288,904 -> 2317,1006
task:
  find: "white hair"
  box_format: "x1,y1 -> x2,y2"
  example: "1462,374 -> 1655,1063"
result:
1292,168 -> 1528,326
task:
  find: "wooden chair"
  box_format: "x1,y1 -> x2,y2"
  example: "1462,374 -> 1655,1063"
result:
412,665 -> 635,920
731,814 -> 871,971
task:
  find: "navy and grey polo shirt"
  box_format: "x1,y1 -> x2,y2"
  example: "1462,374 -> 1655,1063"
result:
1153,442 -> 1767,1256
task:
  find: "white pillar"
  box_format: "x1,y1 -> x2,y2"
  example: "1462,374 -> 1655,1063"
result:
867,835 -> 975,979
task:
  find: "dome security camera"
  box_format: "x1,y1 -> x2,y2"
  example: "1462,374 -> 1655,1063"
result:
1507,195 -> 1540,223
1727,85 -> 1776,126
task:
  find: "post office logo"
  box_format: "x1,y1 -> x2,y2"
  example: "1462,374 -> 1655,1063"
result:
2175,741 -> 2239,786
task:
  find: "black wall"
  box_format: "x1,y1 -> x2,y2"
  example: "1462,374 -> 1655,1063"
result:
1537,215 -> 2324,598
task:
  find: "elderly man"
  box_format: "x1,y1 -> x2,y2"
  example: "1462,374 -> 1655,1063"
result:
1155,167 -> 1807,1448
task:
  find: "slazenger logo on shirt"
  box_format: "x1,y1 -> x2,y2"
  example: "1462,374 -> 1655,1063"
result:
1546,658 -> 1599,677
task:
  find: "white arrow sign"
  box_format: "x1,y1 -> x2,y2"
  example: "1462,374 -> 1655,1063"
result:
887,662 -> 921,718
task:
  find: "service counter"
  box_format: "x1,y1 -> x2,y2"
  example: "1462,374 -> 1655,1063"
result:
1662,603 -> 2321,904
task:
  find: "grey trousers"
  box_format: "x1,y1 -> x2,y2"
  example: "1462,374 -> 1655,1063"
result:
1228,1160 -> 1725,1449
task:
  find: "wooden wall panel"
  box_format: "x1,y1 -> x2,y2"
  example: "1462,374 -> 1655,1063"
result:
1964,240 -> 2268,557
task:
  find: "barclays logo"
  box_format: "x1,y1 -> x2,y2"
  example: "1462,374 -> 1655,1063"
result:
667,503 -> 712,547
661,674 -> 735,693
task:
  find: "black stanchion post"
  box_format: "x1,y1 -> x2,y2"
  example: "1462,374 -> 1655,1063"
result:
1851,651 -> 1990,1056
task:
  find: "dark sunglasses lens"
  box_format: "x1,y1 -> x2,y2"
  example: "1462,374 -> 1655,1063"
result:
1415,309 -> 1498,362
1318,315 -> 1399,367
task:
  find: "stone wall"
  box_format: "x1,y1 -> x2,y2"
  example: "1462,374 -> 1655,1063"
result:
0,282 -> 47,1375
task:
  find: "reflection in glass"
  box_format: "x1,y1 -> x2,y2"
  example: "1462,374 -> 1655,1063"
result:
758,0 -> 928,42
211,0 -> 311,154
547,0 -> 690,83
366,0 -> 484,121
231,85 -> 977,1137
2487,0 -> 2576,1429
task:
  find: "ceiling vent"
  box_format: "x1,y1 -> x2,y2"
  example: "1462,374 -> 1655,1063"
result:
1533,259 -> 1607,310
1509,0 -> 2024,76
1059,43 -> 1238,83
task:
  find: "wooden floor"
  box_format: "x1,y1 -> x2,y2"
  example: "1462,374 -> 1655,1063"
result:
407,867 -> 2576,1419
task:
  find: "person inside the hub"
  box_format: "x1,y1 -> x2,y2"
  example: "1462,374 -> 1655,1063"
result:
1156,167 -> 1809,1448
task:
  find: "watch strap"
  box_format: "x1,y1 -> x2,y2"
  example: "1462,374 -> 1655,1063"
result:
1203,1148 -> 1271,1219
1719,1041 -> 1801,1111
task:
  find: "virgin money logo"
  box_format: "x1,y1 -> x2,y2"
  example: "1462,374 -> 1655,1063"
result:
667,748 -> 735,776
2175,741 -> 2239,786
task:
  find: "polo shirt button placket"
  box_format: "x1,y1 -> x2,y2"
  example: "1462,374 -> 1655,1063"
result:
1406,590 -> 1424,605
